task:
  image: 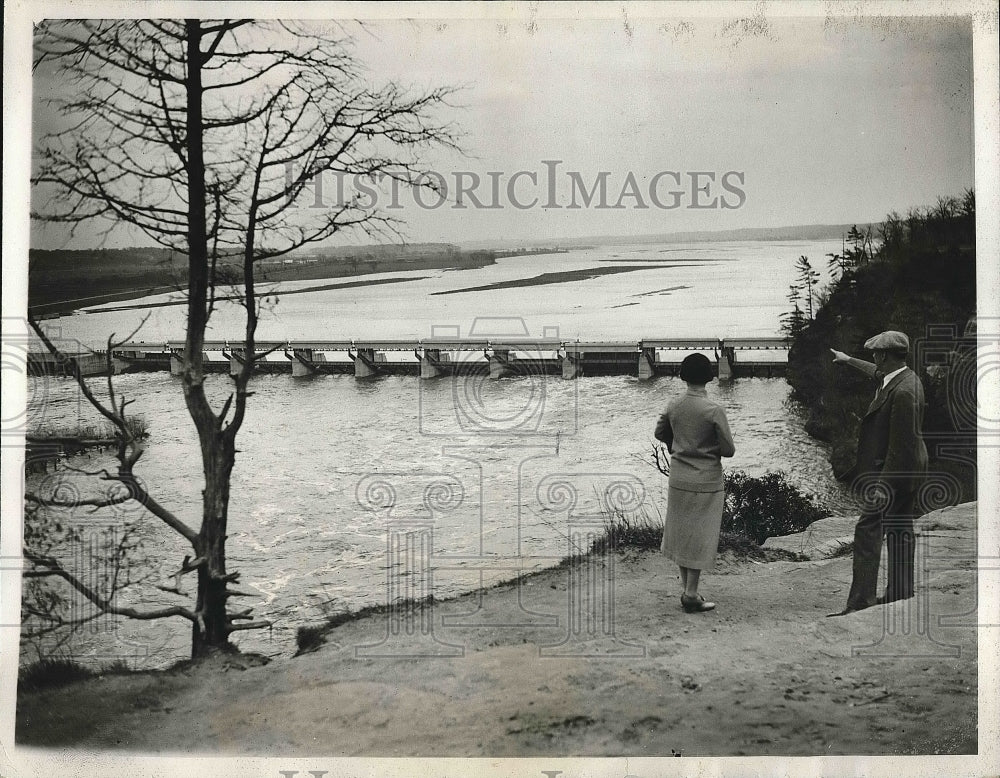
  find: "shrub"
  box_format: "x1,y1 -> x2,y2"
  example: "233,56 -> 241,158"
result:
722,469 -> 830,544
99,659 -> 133,676
596,467 -> 829,554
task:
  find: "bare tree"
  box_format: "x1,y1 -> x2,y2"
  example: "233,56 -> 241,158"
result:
28,19 -> 459,657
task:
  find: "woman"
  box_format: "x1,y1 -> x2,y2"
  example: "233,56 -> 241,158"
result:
654,353 -> 735,613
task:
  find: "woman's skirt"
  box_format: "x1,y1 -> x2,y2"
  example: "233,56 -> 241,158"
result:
661,484 -> 725,569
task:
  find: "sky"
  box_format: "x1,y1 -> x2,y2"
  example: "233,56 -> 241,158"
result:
23,6 -> 978,249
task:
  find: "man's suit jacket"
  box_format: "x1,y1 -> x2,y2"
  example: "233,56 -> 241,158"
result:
852,366 -> 929,496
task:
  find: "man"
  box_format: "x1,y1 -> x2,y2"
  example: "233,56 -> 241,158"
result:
828,330 -> 928,616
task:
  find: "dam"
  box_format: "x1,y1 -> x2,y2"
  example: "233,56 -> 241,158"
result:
27,337 -> 789,380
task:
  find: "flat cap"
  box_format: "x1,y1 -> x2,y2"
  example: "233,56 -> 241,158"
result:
864,330 -> 910,351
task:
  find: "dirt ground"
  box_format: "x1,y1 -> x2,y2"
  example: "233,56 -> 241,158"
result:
13,503 -> 980,758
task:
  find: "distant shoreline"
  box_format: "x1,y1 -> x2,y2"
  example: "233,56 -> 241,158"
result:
28,246 -> 567,317
458,223 -> 865,251
26,226 -> 855,317
77,275 -> 432,315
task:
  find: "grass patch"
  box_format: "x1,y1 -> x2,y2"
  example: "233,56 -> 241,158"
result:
827,539 -> 855,558
18,659 -> 93,692
591,509 -> 663,554
296,595 -> 443,655
18,657 -> 138,692
295,625 -> 327,655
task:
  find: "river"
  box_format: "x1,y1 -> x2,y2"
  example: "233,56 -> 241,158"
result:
22,238 -> 855,668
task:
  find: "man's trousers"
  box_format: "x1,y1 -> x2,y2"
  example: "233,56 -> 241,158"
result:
846,486 -> 919,610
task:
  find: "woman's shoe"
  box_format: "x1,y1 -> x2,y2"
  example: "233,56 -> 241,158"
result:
681,593 -> 716,613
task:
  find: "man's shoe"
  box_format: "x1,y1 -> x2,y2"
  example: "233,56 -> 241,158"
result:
877,593 -> 914,605
826,601 -> 874,617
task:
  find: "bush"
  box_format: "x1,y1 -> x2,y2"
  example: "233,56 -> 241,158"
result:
722,470 -> 830,544
597,467 -> 829,554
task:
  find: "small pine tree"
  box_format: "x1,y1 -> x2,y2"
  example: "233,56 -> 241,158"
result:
794,255 -> 821,321
826,251 -> 849,283
781,285 -> 807,338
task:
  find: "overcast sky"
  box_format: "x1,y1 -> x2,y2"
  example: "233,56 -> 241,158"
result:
27,9 -> 976,249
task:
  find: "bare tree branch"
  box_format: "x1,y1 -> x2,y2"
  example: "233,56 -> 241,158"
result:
23,548 -> 198,624
226,620 -> 272,633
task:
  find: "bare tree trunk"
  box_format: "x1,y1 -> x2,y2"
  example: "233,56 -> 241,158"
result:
193,440 -> 236,655
184,19 -> 209,378
183,19 -> 232,656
